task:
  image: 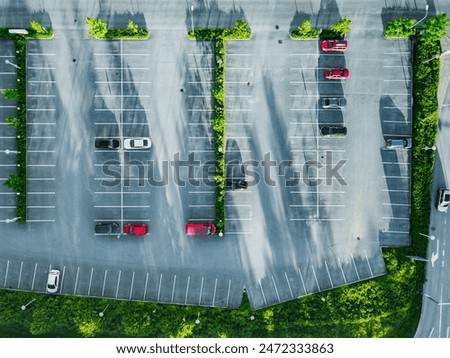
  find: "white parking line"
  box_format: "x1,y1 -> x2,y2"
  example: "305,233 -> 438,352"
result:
17,261 -> 23,288
383,175 -> 410,178
88,267 -> 93,295
28,164 -> 56,167
60,266 -> 66,293
189,204 -> 215,208
74,266 -> 80,294
188,67 -> 213,70
259,281 -> 268,306
212,278 -> 218,307
184,276 -> 190,304
94,53 -> 150,56
0,72 -> 16,75
28,192 -> 56,195
28,53 -> 56,56
170,275 -> 177,303
129,272 -> 135,300
364,250 -> 374,277
290,218 -> 345,221
297,267 -> 307,294
101,270 -> 108,297
115,270 -> 122,298
143,272 -> 149,300
290,191 -> 345,194
324,261 -> 334,288
27,94 -> 56,97
226,280 -> 231,307
94,108 -> 147,112
31,263 -> 38,290
383,65 -> 411,68
198,277 -> 204,305
290,204 -> 345,207
271,276 -> 281,302
337,258 -> 347,284
27,66 -> 56,70
94,205 -> 150,208
27,80 -> 56,83
27,206 -> 55,209
28,136 -> 56,139
95,67 -> 149,70
187,108 -> 214,112
382,203 -> 410,206
382,217 -> 409,220
3,260 -> 9,287
157,274 -> 162,302
27,219 -> 56,223
383,189 -> 409,192
311,265 -> 320,291
351,254 -> 360,280
94,81 -> 149,84
284,272 -> 294,298
384,230 -> 409,234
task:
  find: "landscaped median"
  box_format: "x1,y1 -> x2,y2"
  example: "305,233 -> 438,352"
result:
187,20 -> 251,235
0,21 -> 54,222
85,18 -> 149,39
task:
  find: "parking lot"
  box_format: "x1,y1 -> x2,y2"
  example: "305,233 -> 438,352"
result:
0,20 -> 412,310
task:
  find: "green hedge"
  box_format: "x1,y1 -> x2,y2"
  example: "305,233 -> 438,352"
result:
188,20 -> 251,235
86,18 -> 149,39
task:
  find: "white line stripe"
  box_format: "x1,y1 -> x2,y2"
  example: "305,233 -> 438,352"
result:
364,250 -> 374,277
198,277 -> 204,305
259,281 -> 268,306
184,276 -> 190,304
337,258 -> 347,284
102,270 -> 108,297
74,267 -> 80,294
284,272 -> 294,298
115,270 -> 122,298
31,263 -> 38,290
17,261 -> 23,289
143,272 -> 149,300
297,267 -> 307,294
129,272 -> 135,300
157,274 -> 162,302
324,261 -> 334,288
271,276 -> 281,302
351,254 -> 360,280
88,268 -> 94,295
212,278 -> 218,307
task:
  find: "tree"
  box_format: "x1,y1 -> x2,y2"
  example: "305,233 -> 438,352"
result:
1,88 -> 19,100
331,16 -> 351,38
294,19 -> 319,38
421,13 -> 449,45
384,18 -> 417,38
85,17 -> 108,38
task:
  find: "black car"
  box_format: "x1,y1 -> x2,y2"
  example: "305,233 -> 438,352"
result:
95,138 -> 120,149
226,179 -> 248,190
319,126 -> 347,137
95,222 -> 120,234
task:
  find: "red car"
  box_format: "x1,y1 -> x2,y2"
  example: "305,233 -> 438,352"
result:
324,68 -> 349,80
185,223 -> 216,236
321,39 -> 348,52
124,223 -> 148,236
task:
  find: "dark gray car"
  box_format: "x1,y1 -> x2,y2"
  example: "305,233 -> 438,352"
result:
95,222 -> 120,234
320,126 -> 347,137
321,97 -> 347,109
95,138 -> 120,149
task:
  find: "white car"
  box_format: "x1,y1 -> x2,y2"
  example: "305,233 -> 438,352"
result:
46,269 -> 60,293
437,188 -> 450,213
123,138 -> 151,150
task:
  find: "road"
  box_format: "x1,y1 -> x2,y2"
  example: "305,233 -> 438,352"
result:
415,35 -> 450,338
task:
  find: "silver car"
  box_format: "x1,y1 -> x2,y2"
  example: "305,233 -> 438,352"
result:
437,188 -> 450,213
123,138 -> 151,150
46,269 -> 60,294
385,138 -> 412,149
321,97 -> 346,109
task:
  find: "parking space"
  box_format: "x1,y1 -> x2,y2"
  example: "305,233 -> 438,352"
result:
185,45 -> 216,223
92,40 -> 151,234
224,48 -> 253,234
379,40 -> 412,246
26,42 -> 58,223
0,256 -> 244,308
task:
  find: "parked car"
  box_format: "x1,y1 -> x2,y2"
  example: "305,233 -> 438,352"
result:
321,39 -> 348,52
437,188 -> 450,213
385,138 -> 412,149
321,97 -> 347,109
46,269 -> 60,294
185,223 -> 216,236
226,179 -> 248,191
320,126 -> 347,137
95,222 -> 120,234
324,68 -> 349,80
123,138 -> 151,150
124,223 -> 148,236
95,138 -> 120,149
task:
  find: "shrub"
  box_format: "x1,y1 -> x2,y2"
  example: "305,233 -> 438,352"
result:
291,19 -> 320,39
86,17 -> 108,38
330,16 -> 351,38
421,13 -> 449,45
86,17 -> 149,39
1,89 -> 19,100
384,18 -> 417,38
30,20 -> 46,35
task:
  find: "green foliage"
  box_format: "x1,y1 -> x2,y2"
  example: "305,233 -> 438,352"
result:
421,13 -> 449,45
30,20 -> 46,34
86,17 -> 149,39
86,17 -> 109,38
1,88 -> 19,100
291,19 -> 320,39
384,18 -> 417,38
330,16 -> 352,38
